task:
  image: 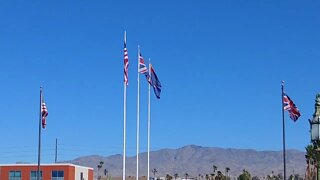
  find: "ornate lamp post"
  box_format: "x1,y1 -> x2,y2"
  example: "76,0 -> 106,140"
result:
309,94 -> 320,180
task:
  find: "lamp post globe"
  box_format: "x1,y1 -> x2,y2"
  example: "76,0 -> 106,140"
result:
311,117 -> 320,142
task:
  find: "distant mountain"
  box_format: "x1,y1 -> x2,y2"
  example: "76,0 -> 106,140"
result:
63,145 -> 306,178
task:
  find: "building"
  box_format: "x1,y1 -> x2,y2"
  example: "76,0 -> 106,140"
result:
0,163 -> 93,180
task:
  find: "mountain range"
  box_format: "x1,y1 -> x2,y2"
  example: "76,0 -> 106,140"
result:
63,145 -> 306,178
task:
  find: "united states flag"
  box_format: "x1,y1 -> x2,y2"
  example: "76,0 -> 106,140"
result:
124,42 -> 129,85
41,101 -> 48,129
283,94 -> 301,121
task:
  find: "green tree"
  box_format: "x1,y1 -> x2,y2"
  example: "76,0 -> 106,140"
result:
237,169 -> 251,180
289,174 -> 303,180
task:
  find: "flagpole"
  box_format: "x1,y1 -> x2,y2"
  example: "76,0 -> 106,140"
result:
55,138 -> 58,163
123,31 -> 127,180
281,80 -> 286,180
136,45 -> 140,180
37,86 -> 42,180
147,60 -> 151,180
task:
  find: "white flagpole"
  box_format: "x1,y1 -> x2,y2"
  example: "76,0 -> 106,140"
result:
123,31 -> 127,180
147,60 -> 151,180
136,45 -> 140,180
37,86 -> 43,180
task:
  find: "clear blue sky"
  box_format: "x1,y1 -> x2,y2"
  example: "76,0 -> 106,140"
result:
0,0 -> 319,164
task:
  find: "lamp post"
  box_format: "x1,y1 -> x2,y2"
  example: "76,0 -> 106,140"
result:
309,94 -> 320,180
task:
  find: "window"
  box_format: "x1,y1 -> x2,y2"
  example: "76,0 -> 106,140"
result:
30,171 -> 42,180
80,172 -> 84,180
52,170 -> 64,180
9,171 -> 21,180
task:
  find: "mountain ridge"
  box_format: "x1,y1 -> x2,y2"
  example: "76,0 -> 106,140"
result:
63,145 -> 306,178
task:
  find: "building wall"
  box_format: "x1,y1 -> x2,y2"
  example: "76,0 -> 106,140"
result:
75,165 -> 90,180
0,164 -> 93,180
88,169 -> 93,180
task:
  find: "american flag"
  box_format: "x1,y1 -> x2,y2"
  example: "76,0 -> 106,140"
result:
41,101 -> 48,129
283,94 -> 301,121
124,42 -> 129,85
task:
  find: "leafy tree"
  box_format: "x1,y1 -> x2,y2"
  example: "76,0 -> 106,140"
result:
237,169 -> 251,180
288,174 -> 304,180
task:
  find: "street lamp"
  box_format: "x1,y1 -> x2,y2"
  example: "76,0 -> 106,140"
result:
310,116 -> 320,141
309,94 -> 320,180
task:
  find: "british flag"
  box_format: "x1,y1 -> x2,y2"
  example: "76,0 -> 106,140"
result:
138,52 -> 148,74
283,93 -> 301,121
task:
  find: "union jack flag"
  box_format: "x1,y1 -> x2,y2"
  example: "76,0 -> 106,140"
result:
138,53 -> 148,74
124,42 -> 129,85
283,93 -> 301,121
138,52 -> 150,83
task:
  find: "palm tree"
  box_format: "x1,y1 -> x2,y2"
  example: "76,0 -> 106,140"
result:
174,173 -> 179,180
225,167 -> 230,178
184,173 -> 189,180
205,174 -> 209,180
213,165 -> 217,174
306,144 -> 317,180
97,161 -> 104,180
152,168 -> 158,179
210,174 -> 215,180
215,171 -> 224,180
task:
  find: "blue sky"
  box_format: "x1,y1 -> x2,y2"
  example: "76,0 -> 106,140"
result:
0,0 -> 319,164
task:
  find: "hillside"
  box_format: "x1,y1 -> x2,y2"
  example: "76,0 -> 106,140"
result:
64,145 -> 306,178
